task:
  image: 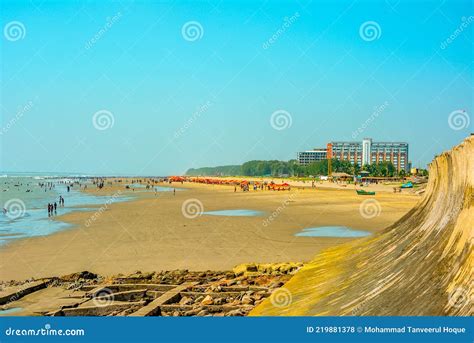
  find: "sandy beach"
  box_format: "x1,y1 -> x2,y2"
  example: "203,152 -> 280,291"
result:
0,180 -> 419,281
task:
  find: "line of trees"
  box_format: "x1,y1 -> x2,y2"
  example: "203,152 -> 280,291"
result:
241,160 -> 298,177
186,159 -> 408,178
186,165 -> 241,176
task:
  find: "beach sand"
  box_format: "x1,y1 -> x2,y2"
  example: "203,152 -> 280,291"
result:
0,180 -> 419,281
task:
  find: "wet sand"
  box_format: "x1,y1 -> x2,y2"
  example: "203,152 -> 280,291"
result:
0,181 -> 419,281
251,136 -> 473,316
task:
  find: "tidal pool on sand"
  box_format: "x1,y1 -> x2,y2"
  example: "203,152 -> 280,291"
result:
127,184 -> 183,192
295,226 -> 372,238
203,209 -> 264,217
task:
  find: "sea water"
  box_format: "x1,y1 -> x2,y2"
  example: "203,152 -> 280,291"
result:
0,176 -> 132,245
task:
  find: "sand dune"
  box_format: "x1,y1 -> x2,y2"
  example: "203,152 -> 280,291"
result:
251,136 -> 473,316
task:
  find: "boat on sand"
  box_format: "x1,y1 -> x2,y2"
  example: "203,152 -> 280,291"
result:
356,189 -> 376,195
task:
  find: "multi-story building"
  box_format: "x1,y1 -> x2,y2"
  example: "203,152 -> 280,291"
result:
326,141 -> 363,166
297,148 -> 327,165
297,139 -> 409,171
327,138 -> 409,172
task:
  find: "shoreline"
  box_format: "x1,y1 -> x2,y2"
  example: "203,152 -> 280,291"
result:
0,178 -> 420,281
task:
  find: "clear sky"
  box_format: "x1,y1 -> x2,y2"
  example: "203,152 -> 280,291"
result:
1,0 -> 472,176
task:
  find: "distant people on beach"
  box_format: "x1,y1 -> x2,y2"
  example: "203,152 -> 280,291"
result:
47,197 -> 65,217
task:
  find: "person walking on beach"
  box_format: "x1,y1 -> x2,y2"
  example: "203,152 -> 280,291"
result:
47,203 -> 51,216
173,188 -> 176,196
54,202 -> 57,213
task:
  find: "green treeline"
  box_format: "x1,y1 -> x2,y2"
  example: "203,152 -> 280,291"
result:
186,159 -> 407,177
186,165 -> 241,176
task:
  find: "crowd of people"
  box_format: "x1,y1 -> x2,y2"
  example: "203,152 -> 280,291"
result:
45,180 -> 78,216
39,181 -> 55,192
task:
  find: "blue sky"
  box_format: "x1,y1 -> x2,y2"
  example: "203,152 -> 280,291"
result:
1,0 -> 472,175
